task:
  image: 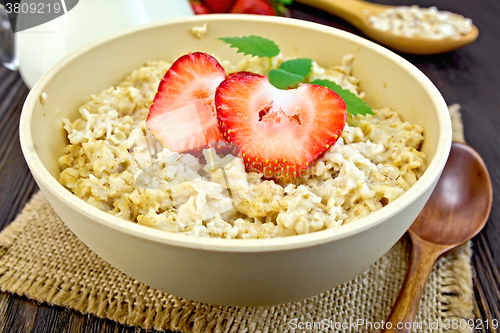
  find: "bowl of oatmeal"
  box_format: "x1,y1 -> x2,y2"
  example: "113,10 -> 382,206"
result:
19,15 -> 451,306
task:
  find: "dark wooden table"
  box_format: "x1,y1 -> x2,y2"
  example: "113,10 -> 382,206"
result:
1,0 -> 499,332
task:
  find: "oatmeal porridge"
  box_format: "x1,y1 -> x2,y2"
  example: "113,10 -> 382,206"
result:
58,54 -> 426,239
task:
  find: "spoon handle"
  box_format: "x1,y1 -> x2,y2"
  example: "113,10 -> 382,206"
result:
295,0 -> 366,28
381,231 -> 452,333
294,0 -> 388,30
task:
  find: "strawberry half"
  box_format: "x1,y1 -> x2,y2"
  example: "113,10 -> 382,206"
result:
215,74 -> 347,183
146,52 -> 226,152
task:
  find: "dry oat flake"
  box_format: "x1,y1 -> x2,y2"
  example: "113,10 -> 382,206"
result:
368,5 -> 473,40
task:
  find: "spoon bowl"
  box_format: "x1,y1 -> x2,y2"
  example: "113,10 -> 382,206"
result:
382,142 -> 492,332
410,142 -> 492,245
295,0 -> 479,54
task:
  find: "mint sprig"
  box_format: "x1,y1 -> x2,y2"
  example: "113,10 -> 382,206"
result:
269,58 -> 313,89
268,69 -> 304,89
279,58 -> 313,77
311,79 -> 374,116
217,36 -> 280,58
270,0 -> 292,16
218,36 -> 373,116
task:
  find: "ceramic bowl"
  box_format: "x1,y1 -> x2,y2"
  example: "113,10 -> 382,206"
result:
19,15 -> 451,306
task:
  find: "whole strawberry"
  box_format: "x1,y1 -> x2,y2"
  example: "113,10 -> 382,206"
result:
215,74 -> 347,183
202,0 -> 236,13
230,0 -> 275,15
189,0 -> 211,14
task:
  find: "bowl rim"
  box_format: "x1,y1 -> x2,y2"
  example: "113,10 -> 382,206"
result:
19,14 -> 452,252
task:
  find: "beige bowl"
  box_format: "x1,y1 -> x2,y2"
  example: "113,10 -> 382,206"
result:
19,15 -> 451,306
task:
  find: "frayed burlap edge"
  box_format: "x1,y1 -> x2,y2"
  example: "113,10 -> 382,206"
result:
435,103 -> 474,333
437,244 -> 474,333
0,105 -> 474,333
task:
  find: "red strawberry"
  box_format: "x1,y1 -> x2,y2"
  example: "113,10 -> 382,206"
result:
215,74 -> 347,183
202,0 -> 236,13
146,52 -> 226,152
230,0 -> 275,15
189,0 -> 211,14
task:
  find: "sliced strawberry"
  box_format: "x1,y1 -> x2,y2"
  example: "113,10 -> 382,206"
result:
202,0 -> 235,13
215,74 -> 347,183
189,0 -> 211,14
146,52 -> 226,152
230,0 -> 275,15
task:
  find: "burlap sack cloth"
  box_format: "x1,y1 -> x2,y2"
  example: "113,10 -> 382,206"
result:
0,105 -> 473,332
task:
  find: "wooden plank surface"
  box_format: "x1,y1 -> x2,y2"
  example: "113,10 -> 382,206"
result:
0,0 -> 499,332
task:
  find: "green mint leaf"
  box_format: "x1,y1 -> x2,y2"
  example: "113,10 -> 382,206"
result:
218,36 -> 280,58
311,79 -> 374,116
269,69 -> 304,90
279,58 -> 313,78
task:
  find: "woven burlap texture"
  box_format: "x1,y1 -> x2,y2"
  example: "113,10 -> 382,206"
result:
0,105 -> 473,333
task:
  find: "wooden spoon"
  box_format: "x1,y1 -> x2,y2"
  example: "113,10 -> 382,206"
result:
381,142 -> 492,332
294,0 -> 479,54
